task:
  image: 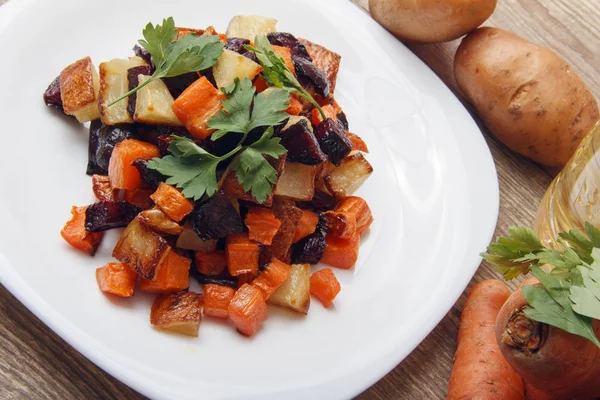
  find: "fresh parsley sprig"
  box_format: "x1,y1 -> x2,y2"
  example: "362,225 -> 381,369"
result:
244,36 -> 326,120
146,78 -> 289,203
108,17 -> 224,106
482,223 -> 600,347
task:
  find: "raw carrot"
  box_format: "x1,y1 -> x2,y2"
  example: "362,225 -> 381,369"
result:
292,209 -> 319,243
244,207 -> 281,245
150,182 -> 194,222
228,283 -> 268,337
320,233 -> 359,270
226,232 -> 260,277
138,251 -> 191,294
309,268 -> 341,308
108,139 -> 160,190
96,262 -> 137,297
447,280 -> 524,400
323,196 -> 373,239
60,206 -> 103,255
345,132 -> 369,153
311,104 -> 337,126
171,76 -> 225,140
252,258 -> 291,300
91,175 -> 114,201
496,280 -> 600,399
203,284 -> 235,318
195,250 -> 227,276
272,45 -> 295,74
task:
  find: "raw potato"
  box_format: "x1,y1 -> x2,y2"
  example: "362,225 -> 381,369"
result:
369,0 -> 496,43
455,27 -> 600,167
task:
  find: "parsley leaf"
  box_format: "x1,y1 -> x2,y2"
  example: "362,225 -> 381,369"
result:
570,248 -> 600,320
109,17 -> 224,106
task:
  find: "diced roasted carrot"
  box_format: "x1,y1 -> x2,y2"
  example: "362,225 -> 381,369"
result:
323,196 -> 373,238
244,207 -> 281,245
228,284 -> 268,336
272,45 -> 295,74
150,182 -> 194,222
171,76 -> 225,140
61,206 -> 103,255
96,262 -> 137,297
195,250 -> 227,276
92,175 -> 114,201
321,233 -> 359,269
176,27 -> 205,39
237,272 -> 256,287
345,132 -> 369,153
261,198 -> 303,264
331,98 -> 343,115
123,188 -> 154,210
292,210 -> 319,243
254,75 -> 269,93
138,251 -> 191,294
203,284 -> 236,318
226,232 -> 260,277
108,139 -> 160,191
311,104 -> 338,126
286,94 -> 303,116
252,259 -> 292,300
309,268 -> 341,307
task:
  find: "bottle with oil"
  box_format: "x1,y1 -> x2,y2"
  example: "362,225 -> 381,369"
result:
535,121 -> 600,248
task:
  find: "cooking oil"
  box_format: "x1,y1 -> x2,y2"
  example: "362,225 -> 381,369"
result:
535,121 -> 600,248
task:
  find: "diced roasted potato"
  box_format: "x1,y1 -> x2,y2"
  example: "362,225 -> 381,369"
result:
138,208 -> 184,236
275,161 -> 316,201
59,56 -> 100,122
324,153 -> 373,200
112,217 -> 171,280
268,264 -> 311,314
176,221 -> 218,252
212,49 -> 262,89
150,291 -> 203,337
134,75 -> 182,126
298,39 -> 342,93
99,57 -> 147,125
226,15 -> 277,40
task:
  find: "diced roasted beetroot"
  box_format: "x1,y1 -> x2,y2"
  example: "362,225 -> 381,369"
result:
204,132 -> 244,158
87,119 -> 105,175
225,38 -> 250,54
267,32 -> 311,61
85,201 -> 141,232
133,44 -> 153,68
192,271 -> 238,288
190,192 -> 244,240
294,58 -> 330,98
280,119 -> 327,165
314,118 -> 353,166
127,65 -> 154,116
132,158 -> 165,190
163,72 -> 200,99
292,214 -> 327,264
96,124 -> 138,171
43,76 -> 64,112
242,51 -> 258,63
337,111 -> 349,131
297,190 -> 339,212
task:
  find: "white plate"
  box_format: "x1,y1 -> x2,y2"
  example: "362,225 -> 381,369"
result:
0,0 -> 499,399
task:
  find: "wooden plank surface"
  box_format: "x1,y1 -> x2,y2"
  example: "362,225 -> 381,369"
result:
0,0 -> 599,399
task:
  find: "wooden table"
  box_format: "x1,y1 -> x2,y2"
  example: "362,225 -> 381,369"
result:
1,0 -> 599,398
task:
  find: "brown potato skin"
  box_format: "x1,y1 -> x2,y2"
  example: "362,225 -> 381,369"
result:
369,0 -> 497,43
496,281 -> 600,399
455,27 -> 600,167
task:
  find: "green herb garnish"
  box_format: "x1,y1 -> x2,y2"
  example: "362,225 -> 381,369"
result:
482,223 -> 600,347
146,78 -> 289,203
108,17 -> 224,106
245,36 -> 326,120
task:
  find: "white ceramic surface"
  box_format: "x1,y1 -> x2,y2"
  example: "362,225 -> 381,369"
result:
0,0 -> 499,399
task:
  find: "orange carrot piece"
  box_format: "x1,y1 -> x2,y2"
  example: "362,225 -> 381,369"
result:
96,262 -> 137,297
108,139 -> 160,190
272,45 -> 295,74
203,284 -> 236,318
286,94 -> 303,116
61,206 -> 103,255
321,233 -> 359,269
309,268 -> 341,307
252,259 -> 291,299
447,280 -> 524,400
292,209 -> 319,243
123,188 -> 154,210
175,27 -> 205,39
92,175 -> 114,201
138,251 -> 191,294
171,76 -> 225,140
345,132 -> 369,153
228,284 -> 268,336
323,196 -> 373,239
244,207 -> 281,245
237,272 -> 256,287
195,250 -> 227,276
311,104 -> 337,126
226,232 -> 260,277
150,182 -> 194,222
254,75 -> 269,93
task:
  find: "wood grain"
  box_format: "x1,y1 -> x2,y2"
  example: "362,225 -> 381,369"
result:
0,0 -> 599,399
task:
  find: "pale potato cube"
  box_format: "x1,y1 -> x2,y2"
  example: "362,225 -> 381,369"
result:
99,57 -> 147,125
324,153 -> 373,200
275,161 -> 316,201
59,56 -> 100,123
268,264 -> 311,314
134,75 -> 182,126
150,291 -> 203,337
226,15 -> 277,40
212,49 -> 262,89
